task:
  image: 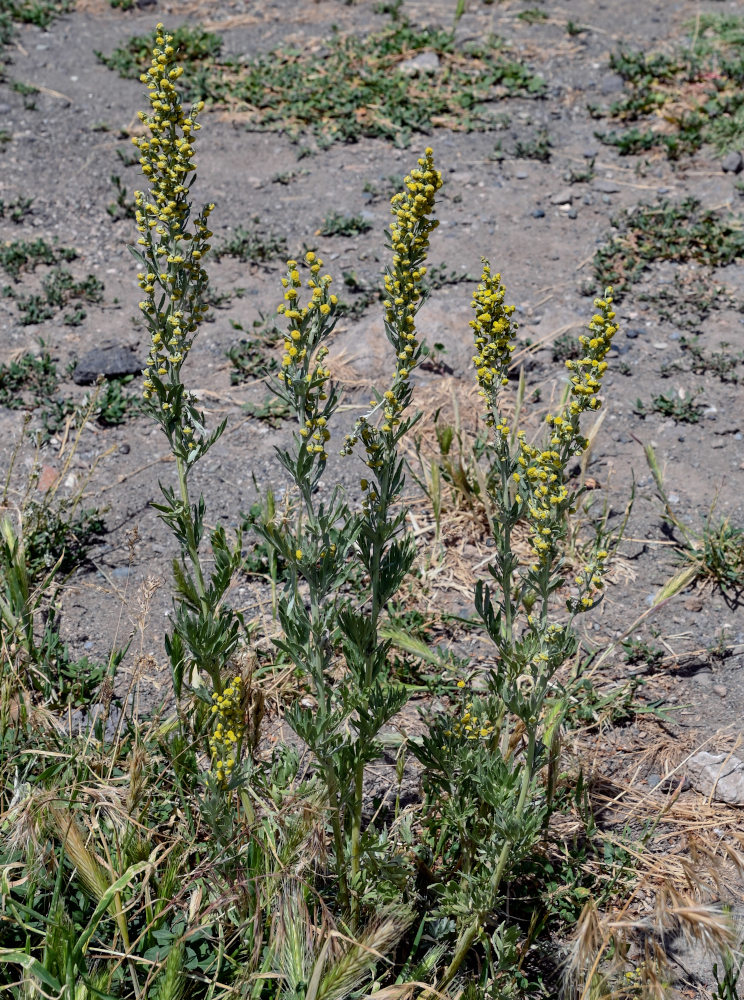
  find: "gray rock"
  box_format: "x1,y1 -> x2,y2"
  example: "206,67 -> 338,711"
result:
625,328 -> 643,339
721,151 -> 743,174
396,51 -> 440,76
73,342 -> 142,385
688,751 -> 744,805
567,208 -> 578,219
0,103 -> 11,114
594,179 -> 620,194
531,208 -> 545,218
550,187 -> 573,205
600,72 -> 625,95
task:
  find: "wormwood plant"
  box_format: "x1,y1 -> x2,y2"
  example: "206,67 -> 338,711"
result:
412,274 -> 618,988
7,23 -> 742,1000
254,150 -> 443,925
131,26 -> 243,715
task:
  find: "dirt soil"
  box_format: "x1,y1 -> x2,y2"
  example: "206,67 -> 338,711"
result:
1,0 -> 744,991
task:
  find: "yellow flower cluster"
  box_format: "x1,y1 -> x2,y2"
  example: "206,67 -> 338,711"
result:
515,290 -> 617,577
547,290 -> 618,450
514,437 -> 569,564
470,261 -> 517,424
277,253 -> 337,464
569,548 -> 609,611
209,676 -> 244,786
132,25 -> 213,448
445,700 -> 495,741
342,150 -> 442,489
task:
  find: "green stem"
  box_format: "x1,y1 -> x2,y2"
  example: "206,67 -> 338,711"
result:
324,762 -> 350,912
174,452 -> 218,696
439,727 -> 538,988
175,453 -> 208,608
349,758 -> 364,929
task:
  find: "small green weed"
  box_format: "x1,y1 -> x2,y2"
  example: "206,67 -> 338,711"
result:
215,221 -> 287,263
424,262 -> 473,289
0,195 -> 33,222
227,314 -> 282,382
622,636 -> 664,671
514,127 -> 552,160
336,269 -> 381,319
318,211 -> 372,238
680,336 -> 742,383
594,18 -> 744,159
10,79 -> 38,109
115,145 -> 140,168
109,0 -> 134,8
107,173 -> 137,221
646,444 -> 744,604
363,174 -> 406,200
0,0 -> 73,35
566,157 -> 595,184
90,377 -> 141,426
0,128 -> 11,148
95,23 -> 222,79
0,238 -> 76,280
22,497 -> 105,582
0,345 -> 58,409
635,391 -> 703,423
552,331 -> 581,362
9,267 -> 104,326
594,198 -> 744,294
242,394 -> 291,427
270,168 -> 309,185
98,17 -> 543,145
517,8 -> 547,23
639,273 -> 732,329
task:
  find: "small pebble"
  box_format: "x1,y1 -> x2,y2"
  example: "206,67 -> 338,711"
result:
532,208 -> 545,218
721,151 -> 743,174
713,684 -> 728,698
567,208 -> 577,219
550,186 -> 573,205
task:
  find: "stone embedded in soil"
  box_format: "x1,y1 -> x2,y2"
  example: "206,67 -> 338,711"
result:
396,51 -> 440,76
721,151 -> 743,174
688,751 -> 744,805
550,187 -> 573,205
37,465 -> 58,492
73,342 -> 143,385
594,179 -> 620,194
600,72 -> 625,95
